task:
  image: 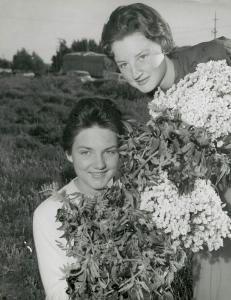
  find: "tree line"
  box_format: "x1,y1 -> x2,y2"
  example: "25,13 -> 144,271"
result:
0,38 -> 104,75
0,49 -> 48,75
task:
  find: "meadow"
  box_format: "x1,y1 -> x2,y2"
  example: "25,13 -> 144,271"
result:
0,74 -> 192,299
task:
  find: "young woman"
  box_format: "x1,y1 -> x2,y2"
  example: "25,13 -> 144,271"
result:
33,97 -> 125,300
101,3 -> 231,95
101,3 -> 231,300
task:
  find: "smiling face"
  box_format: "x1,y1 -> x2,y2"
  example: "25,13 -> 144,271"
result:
112,32 -> 167,93
66,125 -> 119,196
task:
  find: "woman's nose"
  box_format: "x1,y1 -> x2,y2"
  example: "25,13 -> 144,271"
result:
130,62 -> 142,80
94,154 -> 106,169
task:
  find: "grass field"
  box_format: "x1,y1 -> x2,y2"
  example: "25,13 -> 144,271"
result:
0,74 -> 192,299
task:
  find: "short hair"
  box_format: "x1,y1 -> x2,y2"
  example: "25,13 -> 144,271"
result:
62,97 -> 125,154
101,3 -> 175,57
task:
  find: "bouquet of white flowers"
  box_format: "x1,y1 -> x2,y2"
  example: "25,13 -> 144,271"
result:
142,60 -> 231,252
149,60 -> 231,140
141,172 -> 231,252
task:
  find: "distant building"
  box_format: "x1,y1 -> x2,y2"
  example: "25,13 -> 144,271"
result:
0,68 -> 12,74
23,72 -> 35,77
62,51 -> 117,78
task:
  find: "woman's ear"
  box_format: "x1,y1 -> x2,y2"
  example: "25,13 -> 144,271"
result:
66,151 -> 73,163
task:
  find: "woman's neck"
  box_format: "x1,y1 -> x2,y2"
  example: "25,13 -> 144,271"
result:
159,56 -> 175,91
74,178 -> 106,198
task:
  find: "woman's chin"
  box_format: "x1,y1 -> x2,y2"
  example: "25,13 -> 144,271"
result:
137,84 -> 155,94
90,179 -> 110,192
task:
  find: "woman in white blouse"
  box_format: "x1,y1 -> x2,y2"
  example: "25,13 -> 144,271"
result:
33,97 -> 125,300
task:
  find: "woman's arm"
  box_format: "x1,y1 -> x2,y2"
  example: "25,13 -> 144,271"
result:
224,187 -> 231,209
33,200 -> 70,300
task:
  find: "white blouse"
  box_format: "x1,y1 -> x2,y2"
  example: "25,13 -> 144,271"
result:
33,179 -> 78,300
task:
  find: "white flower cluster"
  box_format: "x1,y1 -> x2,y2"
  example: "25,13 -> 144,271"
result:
149,60 -> 231,140
140,172 -> 231,252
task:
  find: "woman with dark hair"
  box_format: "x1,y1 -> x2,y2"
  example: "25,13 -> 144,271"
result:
101,3 -> 231,94
33,97 -> 125,300
101,3 -> 231,300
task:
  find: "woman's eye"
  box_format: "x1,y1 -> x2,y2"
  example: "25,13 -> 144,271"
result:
80,151 -> 90,156
106,150 -> 117,155
118,63 -> 127,70
138,53 -> 148,61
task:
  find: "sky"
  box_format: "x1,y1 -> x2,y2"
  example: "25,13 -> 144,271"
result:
0,0 -> 231,63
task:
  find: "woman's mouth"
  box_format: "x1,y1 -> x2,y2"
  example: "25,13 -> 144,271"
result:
90,172 -> 107,178
136,77 -> 150,86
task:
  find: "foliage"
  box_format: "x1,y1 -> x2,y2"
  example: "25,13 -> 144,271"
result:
56,183 -> 186,300
120,114 -> 231,253
119,110 -> 231,196
0,57 -> 12,68
12,48 -> 46,74
51,39 -> 71,72
71,38 -> 103,53
31,52 -> 47,75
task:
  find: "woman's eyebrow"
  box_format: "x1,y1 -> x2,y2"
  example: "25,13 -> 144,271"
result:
76,146 -> 92,150
135,50 -> 148,58
115,59 -> 126,64
115,50 -> 147,63
105,145 -> 118,150
77,146 -> 118,150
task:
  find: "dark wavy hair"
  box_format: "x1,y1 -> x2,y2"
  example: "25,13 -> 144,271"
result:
101,3 -> 175,57
62,97 -> 125,155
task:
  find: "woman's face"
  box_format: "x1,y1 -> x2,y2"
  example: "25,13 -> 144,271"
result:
112,32 -> 167,93
66,125 -> 119,196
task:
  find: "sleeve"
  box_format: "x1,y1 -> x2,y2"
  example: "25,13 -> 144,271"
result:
216,36 -> 231,65
33,205 -> 70,300
170,37 -> 231,83
224,187 -> 231,215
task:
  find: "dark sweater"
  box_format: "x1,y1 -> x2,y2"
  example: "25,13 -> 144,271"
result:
169,36 -> 231,84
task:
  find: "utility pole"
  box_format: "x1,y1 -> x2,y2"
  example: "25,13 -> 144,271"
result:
212,11 -> 218,39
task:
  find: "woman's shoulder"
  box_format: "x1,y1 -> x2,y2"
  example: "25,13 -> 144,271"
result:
170,36 -> 231,83
215,36 -> 231,64
33,179 -> 78,222
170,37 -> 229,60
